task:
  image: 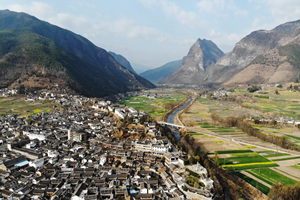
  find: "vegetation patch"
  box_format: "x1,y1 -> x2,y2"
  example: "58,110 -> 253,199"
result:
222,162 -> 278,171
248,168 -> 297,186
257,150 -> 274,153
187,132 -> 203,135
120,92 -> 186,118
291,164 -> 300,170
272,156 -> 300,161
0,97 -> 57,116
220,154 -> 271,165
230,152 -> 258,157
245,145 -> 256,148
216,149 -> 253,154
235,172 -> 270,195
263,153 -> 290,158
214,140 -> 223,143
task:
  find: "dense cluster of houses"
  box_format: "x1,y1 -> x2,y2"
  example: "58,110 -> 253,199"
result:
0,90 -> 213,200
0,89 -> 18,97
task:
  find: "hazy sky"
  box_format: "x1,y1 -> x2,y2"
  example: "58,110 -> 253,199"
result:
0,0 -> 300,72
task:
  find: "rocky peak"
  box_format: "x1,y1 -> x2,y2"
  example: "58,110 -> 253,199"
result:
162,38 -> 224,85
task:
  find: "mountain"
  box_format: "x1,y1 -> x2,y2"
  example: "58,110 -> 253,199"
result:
139,59 -> 182,83
206,19 -> 300,85
162,39 -> 224,85
0,10 -> 154,97
108,51 -> 137,74
131,63 -> 152,74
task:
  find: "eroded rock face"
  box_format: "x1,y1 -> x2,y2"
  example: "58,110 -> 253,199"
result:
162,39 -> 224,85
207,19 -> 300,85
162,19 -> 300,87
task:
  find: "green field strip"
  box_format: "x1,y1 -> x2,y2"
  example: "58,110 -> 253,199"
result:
272,156 -> 300,161
248,168 -> 297,186
291,165 -> 300,170
219,132 -> 245,135
230,152 -> 259,157
220,155 -> 271,165
274,168 -> 300,180
235,172 -> 270,194
223,162 -> 278,171
284,135 -> 300,141
263,153 -> 290,158
216,149 -> 253,154
257,151 -> 274,153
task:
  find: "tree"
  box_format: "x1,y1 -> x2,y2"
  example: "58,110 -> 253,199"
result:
275,90 -> 279,95
18,84 -> 26,94
268,182 -> 300,200
254,118 -> 260,124
270,120 -> 277,126
213,152 -> 219,165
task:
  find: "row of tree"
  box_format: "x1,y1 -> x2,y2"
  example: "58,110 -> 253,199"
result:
211,113 -> 300,152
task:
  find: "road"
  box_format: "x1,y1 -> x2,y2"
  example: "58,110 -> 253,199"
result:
165,96 -> 300,156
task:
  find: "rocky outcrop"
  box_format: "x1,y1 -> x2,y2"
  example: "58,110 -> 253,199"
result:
206,19 -> 300,85
162,39 -> 224,85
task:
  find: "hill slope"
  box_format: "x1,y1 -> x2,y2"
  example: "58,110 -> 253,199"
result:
0,10 -> 154,97
139,59 -> 182,83
108,51 -> 137,74
206,19 -> 300,85
162,39 -> 224,85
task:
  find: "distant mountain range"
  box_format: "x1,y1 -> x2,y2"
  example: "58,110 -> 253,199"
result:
162,19 -> 300,87
0,10 -> 154,97
108,51 -> 137,74
139,59 -> 182,83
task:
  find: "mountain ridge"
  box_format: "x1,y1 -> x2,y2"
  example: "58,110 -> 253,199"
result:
0,10 -> 154,97
139,59 -> 182,83
108,51 -> 137,74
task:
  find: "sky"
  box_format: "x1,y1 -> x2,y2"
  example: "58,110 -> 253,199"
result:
0,0 -> 300,73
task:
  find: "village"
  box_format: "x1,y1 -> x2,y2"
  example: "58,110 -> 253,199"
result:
0,89 -> 213,200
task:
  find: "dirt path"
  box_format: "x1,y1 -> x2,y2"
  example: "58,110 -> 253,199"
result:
241,171 -> 272,188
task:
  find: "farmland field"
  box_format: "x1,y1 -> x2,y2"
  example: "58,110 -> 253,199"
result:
247,168 -> 298,186
178,84 -> 300,195
235,172 -> 270,195
119,89 -> 186,119
0,96 -> 58,116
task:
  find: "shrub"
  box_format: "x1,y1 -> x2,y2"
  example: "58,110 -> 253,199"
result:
247,85 -> 261,93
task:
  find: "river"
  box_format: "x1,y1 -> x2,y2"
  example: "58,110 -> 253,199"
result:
166,97 -> 193,140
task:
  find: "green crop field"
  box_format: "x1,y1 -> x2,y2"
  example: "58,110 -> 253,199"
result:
272,156 -> 300,161
220,154 -> 271,165
222,162 -> 278,171
187,132 -> 203,135
235,172 -> 270,195
263,153 -> 290,158
219,151 -> 279,170
247,168 -> 298,186
215,149 -> 253,154
291,164 -> 300,170
119,91 -> 186,118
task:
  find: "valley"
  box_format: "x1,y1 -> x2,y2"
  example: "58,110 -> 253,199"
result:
0,6 -> 299,200
119,85 -> 300,197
